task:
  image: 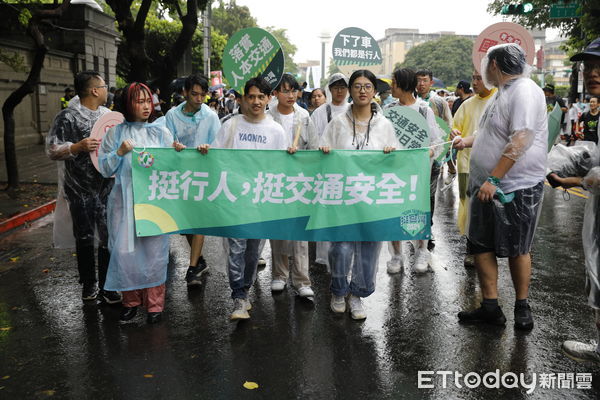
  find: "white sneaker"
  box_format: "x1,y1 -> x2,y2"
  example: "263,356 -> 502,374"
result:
330,295 -> 346,313
230,298 -> 250,320
413,248 -> 430,273
348,295 -> 366,320
387,255 -> 403,274
297,286 -> 314,298
271,279 -> 286,291
257,257 -> 266,266
562,340 -> 600,364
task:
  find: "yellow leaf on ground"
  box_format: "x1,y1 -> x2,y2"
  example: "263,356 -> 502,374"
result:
9,257 -> 19,263
243,381 -> 259,390
72,253 -> 77,257
40,390 -> 55,396
1,376 -> 9,380
23,205 -> 29,208
143,374 -> 153,378
0,327 -> 11,331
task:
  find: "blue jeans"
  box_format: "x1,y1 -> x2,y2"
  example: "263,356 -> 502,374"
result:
227,238 -> 261,299
329,241 -> 382,298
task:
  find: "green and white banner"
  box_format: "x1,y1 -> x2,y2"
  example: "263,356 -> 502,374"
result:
132,148 -> 432,241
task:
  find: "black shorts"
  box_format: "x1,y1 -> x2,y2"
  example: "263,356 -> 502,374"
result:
467,181 -> 544,258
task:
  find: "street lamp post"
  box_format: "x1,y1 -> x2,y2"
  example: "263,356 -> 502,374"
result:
319,31 -> 331,83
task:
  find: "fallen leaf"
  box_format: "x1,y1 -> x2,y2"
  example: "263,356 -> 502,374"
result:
1,376 -> 8,380
143,374 -> 153,378
42,269 -> 49,274
72,253 -> 77,257
39,390 -> 55,396
0,327 -> 12,331
9,257 -> 19,263
50,257 -> 55,261
23,205 -> 29,208
190,354 -> 197,359
243,381 -> 259,390
0,386 -> 4,390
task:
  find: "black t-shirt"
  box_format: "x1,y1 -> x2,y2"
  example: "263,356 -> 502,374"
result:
580,111 -> 599,144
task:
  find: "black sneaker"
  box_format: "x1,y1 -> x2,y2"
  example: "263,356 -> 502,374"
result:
119,306 -> 137,323
101,290 -> 122,305
458,304 -> 507,326
82,283 -> 98,301
185,263 -> 209,286
514,304 -> 534,330
147,312 -> 162,324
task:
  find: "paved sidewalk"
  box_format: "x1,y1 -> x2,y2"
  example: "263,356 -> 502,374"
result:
0,144 -> 58,223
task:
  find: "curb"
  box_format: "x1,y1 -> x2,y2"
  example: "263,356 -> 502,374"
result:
0,200 -> 56,234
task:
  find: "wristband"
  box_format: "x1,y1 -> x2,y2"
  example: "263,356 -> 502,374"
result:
486,176 -> 501,187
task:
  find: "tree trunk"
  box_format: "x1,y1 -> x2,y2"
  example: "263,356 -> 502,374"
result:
155,0 -> 204,106
107,0 -> 152,83
2,1 -> 71,190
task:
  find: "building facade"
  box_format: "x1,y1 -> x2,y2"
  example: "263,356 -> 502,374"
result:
0,4 -> 118,150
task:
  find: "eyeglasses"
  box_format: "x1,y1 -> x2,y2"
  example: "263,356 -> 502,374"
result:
352,83 -> 374,92
94,85 -> 108,89
280,89 -> 299,96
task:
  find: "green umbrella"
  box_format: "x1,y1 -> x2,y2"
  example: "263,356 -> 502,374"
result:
547,102 -> 563,152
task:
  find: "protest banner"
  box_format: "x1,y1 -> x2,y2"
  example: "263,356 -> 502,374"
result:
222,27 -> 284,94
332,27 -> 382,76
90,111 -> 124,172
383,106 -> 430,149
132,148 -> 432,242
472,22 -> 535,71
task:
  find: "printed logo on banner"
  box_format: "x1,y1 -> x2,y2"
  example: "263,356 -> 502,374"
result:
222,27 -> 285,94
400,209 -> 429,238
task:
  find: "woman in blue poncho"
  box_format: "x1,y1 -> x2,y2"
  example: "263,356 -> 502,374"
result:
99,82 -> 176,324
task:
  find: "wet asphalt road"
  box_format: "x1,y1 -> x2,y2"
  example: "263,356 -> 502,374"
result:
0,177 -> 599,400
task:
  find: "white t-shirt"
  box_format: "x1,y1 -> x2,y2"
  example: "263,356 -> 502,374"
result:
470,77 -> 548,193
279,112 -> 294,138
311,102 -> 349,138
213,115 -> 289,150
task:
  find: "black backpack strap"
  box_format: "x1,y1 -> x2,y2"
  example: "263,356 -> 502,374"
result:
326,104 -> 332,123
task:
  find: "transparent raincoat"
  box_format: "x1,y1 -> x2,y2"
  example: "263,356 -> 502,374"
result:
467,44 -> 548,256
45,101 -> 112,249
165,102 -> 221,147
98,120 -> 174,291
547,142 -> 600,308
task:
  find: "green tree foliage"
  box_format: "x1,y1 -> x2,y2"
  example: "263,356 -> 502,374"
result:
398,36 -> 474,87
486,0 -> 600,55
211,0 -> 256,38
265,26 -> 297,74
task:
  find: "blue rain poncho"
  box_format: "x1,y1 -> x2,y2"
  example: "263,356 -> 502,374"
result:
165,102 -> 221,147
98,119 -> 174,291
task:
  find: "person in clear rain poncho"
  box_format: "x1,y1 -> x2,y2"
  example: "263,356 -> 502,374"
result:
46,70 -> 121,304
452,43 -> 548,331
311,73 -> 350,267
166,74 -> 221,287
550,37 -> 600,364
98,82 -> 176,324
319,69 -> 399,320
